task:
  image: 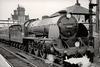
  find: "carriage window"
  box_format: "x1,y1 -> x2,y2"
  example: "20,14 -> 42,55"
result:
10,26 -> 22,31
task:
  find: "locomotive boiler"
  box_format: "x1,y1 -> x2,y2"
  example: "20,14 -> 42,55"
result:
27,14 -> 78,39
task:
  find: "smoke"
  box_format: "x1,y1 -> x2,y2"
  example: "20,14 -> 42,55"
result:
44,54 -> 54,64
64,55 -> 91,67
44,54 -> 92,67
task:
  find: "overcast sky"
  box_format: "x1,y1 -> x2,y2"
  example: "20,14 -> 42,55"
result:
0,0 -> 96,20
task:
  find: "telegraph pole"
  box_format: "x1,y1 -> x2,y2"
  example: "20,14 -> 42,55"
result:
96,0 -> 99,33
89,0 -> 97,46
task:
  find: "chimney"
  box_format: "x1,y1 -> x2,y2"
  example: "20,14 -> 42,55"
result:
75,0 -> 81,6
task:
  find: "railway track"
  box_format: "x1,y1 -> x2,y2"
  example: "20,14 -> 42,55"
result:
0,42 -> 62,67
0,44 -> 37,67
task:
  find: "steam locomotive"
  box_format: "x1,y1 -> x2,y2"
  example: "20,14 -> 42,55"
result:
0,13 -> 94,66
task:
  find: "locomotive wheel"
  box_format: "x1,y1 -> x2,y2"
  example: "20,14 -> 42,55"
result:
12,42 -> 15,47
39,44 -> 46,58
18,44 -> 21,49
34,48 -> 39,56
13,43 -> 15,47
28,45 -> 33,54
23,46 -> 27,51
39,49 -> 46,58
14,43 -> 16,47
21,45 -> 24,50
16,43 -> 19,48
15,43 -> 18,48
20,45 -> 23,50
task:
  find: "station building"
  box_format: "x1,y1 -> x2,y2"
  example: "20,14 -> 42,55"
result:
11,4 -> 29,24
0,4 -> 29,28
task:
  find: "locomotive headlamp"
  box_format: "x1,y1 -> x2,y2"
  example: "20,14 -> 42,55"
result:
75,41 -> 80,47
66,13 -> 71,18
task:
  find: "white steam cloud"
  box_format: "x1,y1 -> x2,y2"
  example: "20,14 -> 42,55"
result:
64,55 -> 91,67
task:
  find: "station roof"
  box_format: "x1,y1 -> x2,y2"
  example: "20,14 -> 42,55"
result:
51,0 -> 95,17
65,3 -> 89,15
